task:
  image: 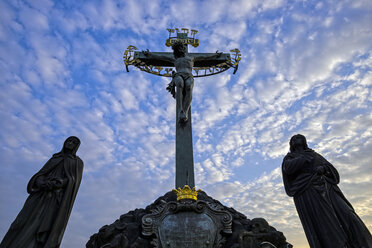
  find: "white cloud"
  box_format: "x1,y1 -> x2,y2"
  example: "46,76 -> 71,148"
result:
19,6 -> 50,32
1,1 -> 372,247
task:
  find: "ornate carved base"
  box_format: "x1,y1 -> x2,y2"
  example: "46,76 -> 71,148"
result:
142,200 -> 232,247
86,191 -> 292,248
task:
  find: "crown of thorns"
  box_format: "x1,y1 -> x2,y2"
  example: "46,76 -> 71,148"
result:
172,40 -> 186,51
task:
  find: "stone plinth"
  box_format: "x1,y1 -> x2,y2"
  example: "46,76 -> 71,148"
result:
86,191 -> 292,248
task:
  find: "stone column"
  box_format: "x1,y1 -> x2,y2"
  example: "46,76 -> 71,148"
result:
175,104 -> 195,189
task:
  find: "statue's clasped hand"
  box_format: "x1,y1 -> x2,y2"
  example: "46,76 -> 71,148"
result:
42,178 -> 66,190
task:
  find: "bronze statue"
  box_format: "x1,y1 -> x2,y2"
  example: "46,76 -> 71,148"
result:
143,40 -> 221,123
127,30 -> 238,189
0,136 -> 84,248
282,134 -> 372,248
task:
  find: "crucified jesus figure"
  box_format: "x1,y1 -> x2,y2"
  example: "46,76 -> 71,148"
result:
143,40 -> 221,123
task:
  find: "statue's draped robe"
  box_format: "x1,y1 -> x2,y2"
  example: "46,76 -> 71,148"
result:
0,153 -> 83,248
282,149 -> 372,248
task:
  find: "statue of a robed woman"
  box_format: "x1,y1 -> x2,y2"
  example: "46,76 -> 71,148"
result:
0,136 -> 84,248
282,134 -> 372,248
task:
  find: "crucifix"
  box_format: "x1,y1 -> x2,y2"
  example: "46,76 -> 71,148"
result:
124,28 -> 241,189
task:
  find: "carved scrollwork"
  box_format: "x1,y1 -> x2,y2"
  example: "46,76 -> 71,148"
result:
141,200 -> 232,248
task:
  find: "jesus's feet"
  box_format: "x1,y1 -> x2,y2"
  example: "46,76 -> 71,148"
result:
179,110 -> 188,124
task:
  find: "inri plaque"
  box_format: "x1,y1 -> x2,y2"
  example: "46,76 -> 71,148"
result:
160,212 -> 216,247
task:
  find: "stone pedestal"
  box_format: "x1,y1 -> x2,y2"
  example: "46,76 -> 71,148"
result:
86,191 -> 292,248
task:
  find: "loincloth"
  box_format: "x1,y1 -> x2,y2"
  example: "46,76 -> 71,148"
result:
172,72 -> 193,81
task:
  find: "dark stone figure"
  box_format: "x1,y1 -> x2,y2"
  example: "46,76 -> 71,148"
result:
282,134 -> 372,248
168,41 -> 194,124
0,136 -> 84,248
143,40 -> 221,123
87,191 -> 291,248
143,41 -> 194,123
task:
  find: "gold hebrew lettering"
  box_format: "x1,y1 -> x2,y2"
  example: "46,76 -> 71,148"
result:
181,28 -> 189,34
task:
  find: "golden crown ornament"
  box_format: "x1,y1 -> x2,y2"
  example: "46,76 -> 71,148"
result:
172,185 -> 202,201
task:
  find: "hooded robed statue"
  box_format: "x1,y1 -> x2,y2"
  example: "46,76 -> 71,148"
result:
0,136 -> 84,248
282,134 -> 372,248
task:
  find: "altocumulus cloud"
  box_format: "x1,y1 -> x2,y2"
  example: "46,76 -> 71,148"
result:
0,0 -> 371,247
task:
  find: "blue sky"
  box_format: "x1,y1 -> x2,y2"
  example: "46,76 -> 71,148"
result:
0,0 -> 371,247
